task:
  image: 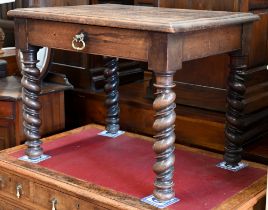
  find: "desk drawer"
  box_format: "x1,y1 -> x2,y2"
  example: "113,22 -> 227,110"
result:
27,19 -> 149,62
0,170 -> 30,201
134,0 -> 154,6
33,183 -> 108,210
0,199 -> 30,210
0,101 -> 14,118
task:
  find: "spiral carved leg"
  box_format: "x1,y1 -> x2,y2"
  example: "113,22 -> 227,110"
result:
224,52 -> 248,167
104,57 -> 120,134
153,74 -> 176,201
21,47 -> 43,159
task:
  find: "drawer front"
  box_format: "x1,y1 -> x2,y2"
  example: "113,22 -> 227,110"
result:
0,171 -> 30,201
0,101 -> 14,118
33,183 -> 108,210
77,199 -> 108,210
0,199 -> 30,210
134,0 -> 154,6
27,20 -> 149,62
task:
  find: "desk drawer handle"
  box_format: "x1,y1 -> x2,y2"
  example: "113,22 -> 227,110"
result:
16,184 -> 22,198
72,33 -> 86,51
51,198 -> 57,210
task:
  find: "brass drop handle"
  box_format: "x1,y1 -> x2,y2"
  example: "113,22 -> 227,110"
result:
16,184 -> 22,198
51,198 -> 57,210
72,33 -> 86,51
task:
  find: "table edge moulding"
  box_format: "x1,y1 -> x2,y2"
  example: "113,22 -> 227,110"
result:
7,4 -> 259,204
7,4 -> 259,33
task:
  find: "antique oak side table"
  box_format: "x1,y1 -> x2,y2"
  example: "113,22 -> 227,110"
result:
8,4 -> 259,202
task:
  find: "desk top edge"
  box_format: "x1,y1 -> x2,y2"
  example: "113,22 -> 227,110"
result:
8,4 -> 259,33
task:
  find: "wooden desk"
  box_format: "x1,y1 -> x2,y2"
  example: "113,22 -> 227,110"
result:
0,124 -> 266,210
8,4 -> 258,201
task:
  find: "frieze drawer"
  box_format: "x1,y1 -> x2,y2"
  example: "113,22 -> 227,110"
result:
0,170 -> 30,201
33,183 -> 108,210
0,199 -> 30,210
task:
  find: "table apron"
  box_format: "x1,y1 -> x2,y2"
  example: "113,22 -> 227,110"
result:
182,25 -> 242,62
25,19 -> 241,68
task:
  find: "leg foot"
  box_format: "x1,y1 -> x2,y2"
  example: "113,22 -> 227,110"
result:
216,161 -> 248,172
141,195 -> 179,208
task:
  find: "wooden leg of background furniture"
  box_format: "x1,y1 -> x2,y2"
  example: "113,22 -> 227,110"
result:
224,51 -> 247,167
153,73 -> 176,201
21,46 -> 43,159
104,57 -> 120,134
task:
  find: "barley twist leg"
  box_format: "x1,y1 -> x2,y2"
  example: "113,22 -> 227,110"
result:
153,74 -> 176,201
21,46 -> 43,159
224,52 -> 247,166
104,57 -> 120,134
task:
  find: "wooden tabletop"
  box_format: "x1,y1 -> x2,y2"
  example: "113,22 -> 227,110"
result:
8,4 -> 259,33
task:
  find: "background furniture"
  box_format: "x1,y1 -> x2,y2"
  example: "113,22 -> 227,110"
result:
0,60 -> 7,77
0,76 -> 71,150
0,48 -> 18,76
0,27 -> 4,53
0,1 -> 14,48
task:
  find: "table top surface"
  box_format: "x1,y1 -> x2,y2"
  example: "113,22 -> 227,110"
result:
8,4 -> 259,33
